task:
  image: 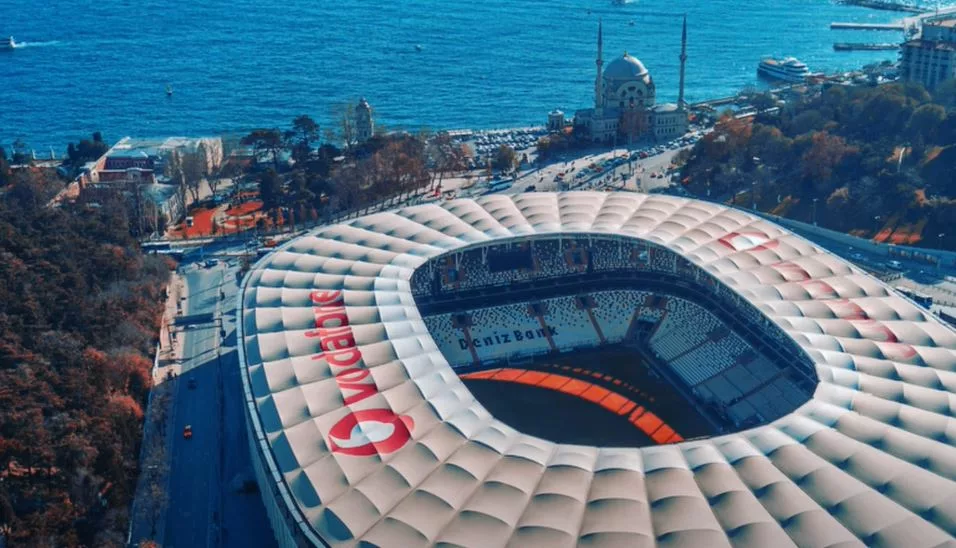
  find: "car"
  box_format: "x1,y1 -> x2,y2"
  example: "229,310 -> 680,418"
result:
525,185 -> 536,192
183,425 -> 193,439
188,378 -> 197,389
204,259 -> 219,267
886,260 -> 904,271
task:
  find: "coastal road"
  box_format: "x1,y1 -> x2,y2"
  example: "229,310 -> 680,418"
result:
163,258 -> 275,548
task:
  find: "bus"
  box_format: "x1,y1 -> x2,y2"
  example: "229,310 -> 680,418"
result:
894,286 -> 933,308
141,241 -> 171,253
483,179 -> 514,195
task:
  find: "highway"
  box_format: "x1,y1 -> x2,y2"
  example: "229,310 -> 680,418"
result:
162,258 -> 275,548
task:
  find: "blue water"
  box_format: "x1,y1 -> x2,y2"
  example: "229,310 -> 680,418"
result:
0,0 -> 919,151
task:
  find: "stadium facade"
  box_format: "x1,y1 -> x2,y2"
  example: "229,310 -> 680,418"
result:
237,192 -> 956,547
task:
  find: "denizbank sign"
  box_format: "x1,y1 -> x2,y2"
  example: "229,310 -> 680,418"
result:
304,290 -> 414,457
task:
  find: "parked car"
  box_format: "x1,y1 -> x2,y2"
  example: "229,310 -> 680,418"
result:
183,425 -> 193,439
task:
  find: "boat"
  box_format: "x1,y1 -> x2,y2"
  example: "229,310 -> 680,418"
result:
414,44 -> 423,52
757,57 -> 810,83
166,84 -> 173,96
3,36 -> 15,49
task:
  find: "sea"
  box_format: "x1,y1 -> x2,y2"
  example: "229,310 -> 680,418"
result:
0,0 -> 932,152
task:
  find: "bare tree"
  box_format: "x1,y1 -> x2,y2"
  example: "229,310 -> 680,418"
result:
180,150 -> 206,204
331,103 -> 357,152
429,133 -> 468,191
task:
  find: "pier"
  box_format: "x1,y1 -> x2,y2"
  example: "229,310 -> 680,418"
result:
830,22 -> 906,30
834,42 -> 901,51
834,0 -> 927,13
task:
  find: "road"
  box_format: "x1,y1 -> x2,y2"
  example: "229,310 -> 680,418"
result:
162,258 -> 275,548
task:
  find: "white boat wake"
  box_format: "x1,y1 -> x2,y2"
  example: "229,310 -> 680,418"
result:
11,40 -> 62,49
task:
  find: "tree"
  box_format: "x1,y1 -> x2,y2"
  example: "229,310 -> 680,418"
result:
906,103 -> 947,145
241,129 -> 283,171
429,133 -> 468,191
331,103 -> 357,151
934,78 -> 956,109
800,131 -> 851,193
180,150 -> 206,204
258,169 -> 283,211
286,115 -> 320,166
0,146 -> 9,187
493,144 -> 518,173
66,133 -> 110,165
751,91 -> 777,113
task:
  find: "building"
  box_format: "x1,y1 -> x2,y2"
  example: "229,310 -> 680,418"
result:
76,136 -> 224,232
86,136 -> 224,186
238,192 -> 956,548
547,109 -> 566,132
355,98 -> 374,143
574,18 -> 689,144
900,14 -> 956,90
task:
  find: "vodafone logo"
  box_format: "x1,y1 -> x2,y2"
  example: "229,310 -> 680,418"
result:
718,231 -> 778,252
306,289 -> 415,458
327,409 -> 414,457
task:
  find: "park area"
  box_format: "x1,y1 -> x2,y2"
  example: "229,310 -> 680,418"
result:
166,192 -> 270,239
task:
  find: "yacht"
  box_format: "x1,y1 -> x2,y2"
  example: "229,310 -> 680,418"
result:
757,57 -> 810,83
4,36 -> 16,49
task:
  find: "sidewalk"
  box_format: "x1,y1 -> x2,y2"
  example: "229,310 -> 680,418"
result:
128,270 -> 187,547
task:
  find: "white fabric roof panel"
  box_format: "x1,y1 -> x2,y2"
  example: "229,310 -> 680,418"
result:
236,192 -> 956,547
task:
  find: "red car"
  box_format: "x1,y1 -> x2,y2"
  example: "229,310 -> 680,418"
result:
183,425 -> 193,439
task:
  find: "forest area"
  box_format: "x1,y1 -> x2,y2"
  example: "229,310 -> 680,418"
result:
0,166 -> 170,546
680,81 -> 956,248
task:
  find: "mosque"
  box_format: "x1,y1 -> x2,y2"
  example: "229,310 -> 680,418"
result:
553,18 -> 689,144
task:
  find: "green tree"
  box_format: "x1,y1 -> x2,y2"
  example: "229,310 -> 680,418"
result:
906,103 -> 947,145
286,115 -> 320,166
241,129 -> 283,171
258,169 -> 283,211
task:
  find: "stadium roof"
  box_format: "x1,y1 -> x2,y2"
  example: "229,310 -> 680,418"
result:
238,192 -> 956,547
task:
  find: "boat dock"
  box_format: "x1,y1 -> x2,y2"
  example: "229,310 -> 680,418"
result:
830,22 -> 906,30
834,0 -> 927,13
834,42 -> 901,51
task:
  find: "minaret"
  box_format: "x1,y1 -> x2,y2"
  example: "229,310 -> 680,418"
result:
595,19 -> 605,111
678,15 -> 688,109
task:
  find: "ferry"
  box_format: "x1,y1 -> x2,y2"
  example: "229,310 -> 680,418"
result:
757,57 -> 810,83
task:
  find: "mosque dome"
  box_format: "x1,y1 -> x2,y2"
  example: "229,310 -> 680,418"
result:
603,53 -> 649,80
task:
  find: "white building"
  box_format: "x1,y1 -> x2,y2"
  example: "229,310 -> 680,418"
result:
573,19 -> 689,144
900,15 -> 956,90
355,98 -> 374,143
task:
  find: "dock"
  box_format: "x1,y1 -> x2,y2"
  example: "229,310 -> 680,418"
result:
830,22 -> 906,30
834,0 -> 927,13
834,42 -> 901,51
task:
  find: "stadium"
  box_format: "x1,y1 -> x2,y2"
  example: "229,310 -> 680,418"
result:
237,192 -> 956,547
